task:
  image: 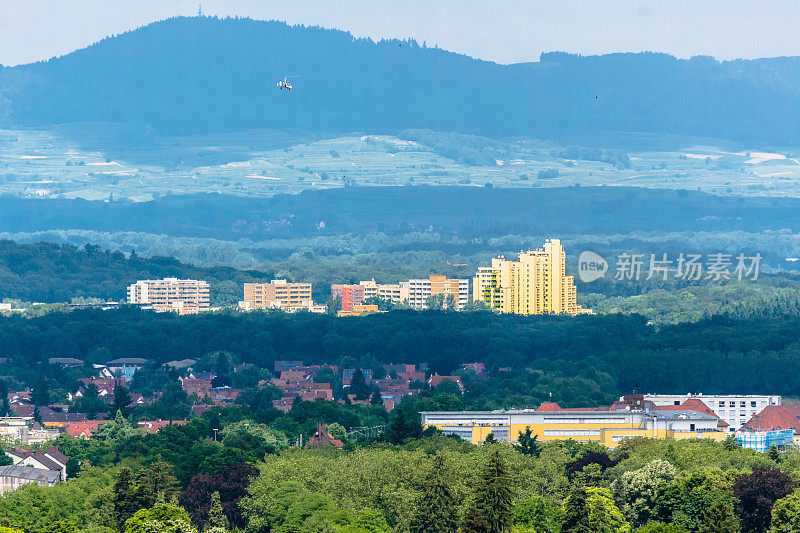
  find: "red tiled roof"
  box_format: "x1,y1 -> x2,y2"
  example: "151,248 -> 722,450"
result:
536,402 -> 613,412
742,405 -> 800,433
537,402 -> 561,411
428,374 -> 464,390
65,421 -> 104,438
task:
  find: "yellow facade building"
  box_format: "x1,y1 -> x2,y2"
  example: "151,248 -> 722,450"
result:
420,408 -> 726,448
473,239 -> 588,315
240,280 -> 313,310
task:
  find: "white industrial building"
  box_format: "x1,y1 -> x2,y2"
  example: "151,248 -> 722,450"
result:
640,394 -> 781,432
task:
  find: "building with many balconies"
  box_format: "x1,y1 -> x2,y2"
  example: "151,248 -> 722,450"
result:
127,277 -> 209,314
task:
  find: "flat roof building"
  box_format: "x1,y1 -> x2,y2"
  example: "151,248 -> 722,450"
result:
360,280 -> 410,306
127,278 -> 209,315
473,239 -> 588,315
421,405 -> 724,448
240,280 -> 313,311
331,284 -> 366,313
407,275 -> 469,311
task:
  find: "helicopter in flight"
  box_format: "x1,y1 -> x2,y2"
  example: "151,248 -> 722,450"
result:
277,76 -> 298,90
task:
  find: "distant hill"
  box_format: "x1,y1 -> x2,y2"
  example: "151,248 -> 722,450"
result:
2,186 -> 800,239
0,240 -> 273,304
2,16 -> 800,144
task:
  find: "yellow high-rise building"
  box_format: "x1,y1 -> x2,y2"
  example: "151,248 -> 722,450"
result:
473,239 -> 588,315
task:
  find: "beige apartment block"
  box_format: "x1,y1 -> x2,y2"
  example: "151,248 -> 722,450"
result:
127,278 -> 210,314
407,275 -> 470,310
240,280 -> 313,310
473,239 -> 588,315
359,280 -> 410,305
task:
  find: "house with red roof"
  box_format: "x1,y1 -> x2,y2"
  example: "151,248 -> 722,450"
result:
65,420 -> 105,439
181,378 -> 212,397
741,405 -> 800,435
428,374 -> 464,392
77,377 -> 125,398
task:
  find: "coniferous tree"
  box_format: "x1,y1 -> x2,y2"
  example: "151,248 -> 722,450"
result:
562,487 -> 593,533
110,383 -> 132,418
112,467 -> 139,530
385,403 -> 423,444
462,503 -> 491,533
409,455 -> 459,533
349,370 -> 371,400
516,427 -> 541,457
769,445 -> 781,463
208,491 -> 228,530
0,380 -> 10,417
370,389 -> 383,406
32,372 -> 50,406
471,449 -> 514,533
135,457 -> 179,509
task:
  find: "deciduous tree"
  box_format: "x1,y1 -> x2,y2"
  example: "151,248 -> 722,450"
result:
734,466 -> 794,533
769,489 -> 800,533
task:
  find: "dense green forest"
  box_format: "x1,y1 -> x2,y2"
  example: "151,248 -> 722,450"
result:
0,241 -> 273,305
4,17 -> 800,143
3,188 -> 800,239
6,308 -> 800,407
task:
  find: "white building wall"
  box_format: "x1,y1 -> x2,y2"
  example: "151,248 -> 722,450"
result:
642,394 -> 781,432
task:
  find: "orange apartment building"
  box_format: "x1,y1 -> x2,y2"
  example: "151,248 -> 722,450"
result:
239,280 -> 314,310
330,284 -> 366,312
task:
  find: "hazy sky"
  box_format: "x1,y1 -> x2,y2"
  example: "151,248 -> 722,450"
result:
2,0 -> 800,66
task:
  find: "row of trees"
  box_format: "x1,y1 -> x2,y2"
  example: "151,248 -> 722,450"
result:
10,307 -> 800,409
7,384 -> 800,532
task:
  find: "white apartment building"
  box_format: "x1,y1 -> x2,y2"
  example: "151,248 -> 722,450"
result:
641,394 -> 781,432
127,277 -> 210,315
407,275 -> 470,311
360,280 -> 411,305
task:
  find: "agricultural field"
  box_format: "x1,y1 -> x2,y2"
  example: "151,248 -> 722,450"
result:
3,124 -> 800,200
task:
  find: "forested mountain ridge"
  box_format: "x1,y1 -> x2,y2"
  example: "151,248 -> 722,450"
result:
3,187 -> 800,239
3,16 -> 800,143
